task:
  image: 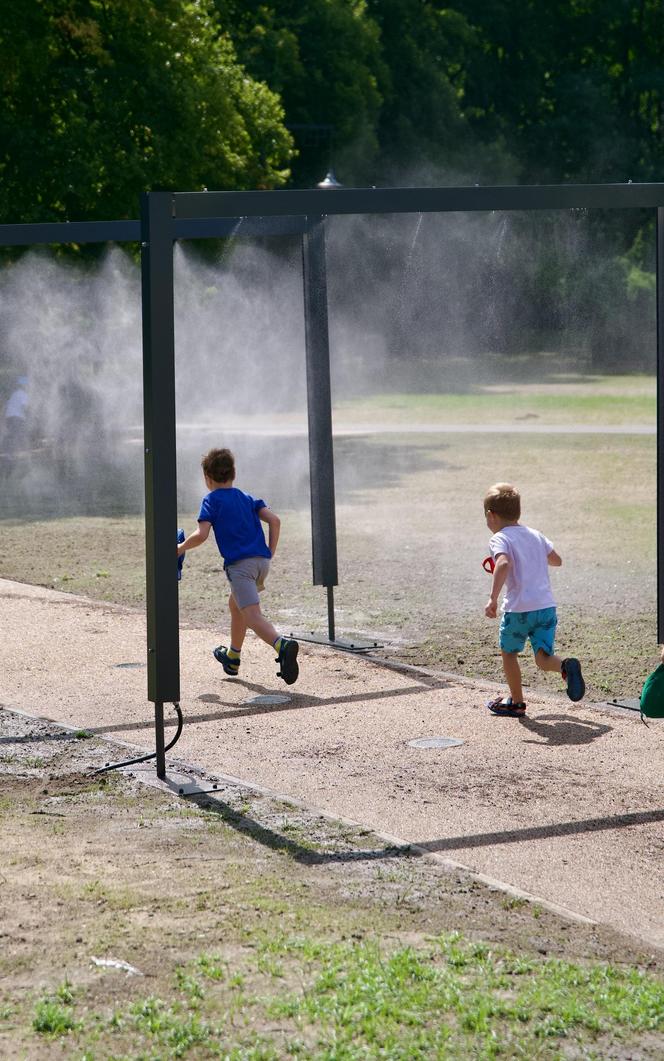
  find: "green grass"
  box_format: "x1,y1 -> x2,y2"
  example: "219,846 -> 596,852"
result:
32,981 -> 79,1037
25,934 -> 664,1058
335,386 -> 656,424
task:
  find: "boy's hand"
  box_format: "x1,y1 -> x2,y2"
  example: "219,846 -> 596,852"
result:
485,598 -> 498,618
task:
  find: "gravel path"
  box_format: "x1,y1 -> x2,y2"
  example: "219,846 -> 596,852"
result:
2,577 -> 662,952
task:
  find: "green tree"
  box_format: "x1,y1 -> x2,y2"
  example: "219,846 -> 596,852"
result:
0,0 -> 294,224
214,0 -> 387,184
455,0 -> 664,186
366,0 -> 498,181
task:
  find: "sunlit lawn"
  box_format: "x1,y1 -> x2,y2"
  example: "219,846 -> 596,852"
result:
1,377 -> 657,699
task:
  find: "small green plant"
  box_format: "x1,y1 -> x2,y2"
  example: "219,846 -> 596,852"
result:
24,756 -> 45,769
33,981 -> 79,1036
502,895 -> 528,910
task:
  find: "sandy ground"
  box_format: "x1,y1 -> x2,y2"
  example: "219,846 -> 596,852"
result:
2,577 -> 663,954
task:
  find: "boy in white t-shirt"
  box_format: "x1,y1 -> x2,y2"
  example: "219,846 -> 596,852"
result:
483,482 -> 584,717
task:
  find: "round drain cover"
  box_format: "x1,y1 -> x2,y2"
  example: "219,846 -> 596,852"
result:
408,736 -> 464,750
243,693 -> 291,705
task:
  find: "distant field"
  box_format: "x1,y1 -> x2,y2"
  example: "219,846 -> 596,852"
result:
1,374 -> 658,700
334,374 -> 656,425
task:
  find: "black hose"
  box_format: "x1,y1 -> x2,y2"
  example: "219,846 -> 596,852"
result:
93,702 -> 183,774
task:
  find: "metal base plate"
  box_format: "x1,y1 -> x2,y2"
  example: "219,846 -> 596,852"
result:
288,631 -> 382,652
408,737 -> 464,749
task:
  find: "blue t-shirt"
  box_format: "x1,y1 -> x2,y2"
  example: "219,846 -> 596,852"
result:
198,488 -> 271,565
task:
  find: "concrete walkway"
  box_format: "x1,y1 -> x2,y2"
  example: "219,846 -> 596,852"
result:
2,578 -> 662,951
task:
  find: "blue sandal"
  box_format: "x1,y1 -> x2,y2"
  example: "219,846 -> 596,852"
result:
562,658 -> 585,702
486,695 -> 526,717
276,638 -> 299,685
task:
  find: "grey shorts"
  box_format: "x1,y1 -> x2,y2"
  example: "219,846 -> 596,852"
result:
225,556 -> 270,609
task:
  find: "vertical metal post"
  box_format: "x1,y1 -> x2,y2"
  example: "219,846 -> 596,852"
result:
140,191 -> 180,778
302,215 -> 339,640
326,586 -> 336,643
653,206 -> 657,636
154,702 -> 166,777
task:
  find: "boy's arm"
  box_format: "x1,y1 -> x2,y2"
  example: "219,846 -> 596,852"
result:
258,507 -> 281,556
485,553 -> 510,618
177,521 -> 211,556
547,549 -> 562,567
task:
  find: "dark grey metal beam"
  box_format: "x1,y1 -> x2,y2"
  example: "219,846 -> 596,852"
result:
653,206 -> 657,636
301,217 -> 338,628
0,216 -> 308,247
0,219 -> 140,246
174,182 -> 664,220
140,191 -> 180,777
3,180 -> 663,248
173,215 -> 308,240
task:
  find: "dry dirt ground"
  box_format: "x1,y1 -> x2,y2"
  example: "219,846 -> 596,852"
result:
2,578 -> 663,945
2,704 -> 664,1059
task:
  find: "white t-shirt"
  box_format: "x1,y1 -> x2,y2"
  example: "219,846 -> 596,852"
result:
489,523 -> 556,613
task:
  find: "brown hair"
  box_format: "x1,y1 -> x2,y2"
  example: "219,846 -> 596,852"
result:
484,482 -> 521,520
201,448 -> 235,484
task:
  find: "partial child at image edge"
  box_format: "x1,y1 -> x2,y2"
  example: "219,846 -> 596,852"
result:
639,646 -> 664,724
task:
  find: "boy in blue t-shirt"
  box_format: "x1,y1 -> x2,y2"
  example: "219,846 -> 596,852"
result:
177,447 -> 299,684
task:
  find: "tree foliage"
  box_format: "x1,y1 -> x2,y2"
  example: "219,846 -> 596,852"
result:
2,0 -> 663,367
213,0 -> 387,185
0,0 -> 293,223
455,0 -> 664,186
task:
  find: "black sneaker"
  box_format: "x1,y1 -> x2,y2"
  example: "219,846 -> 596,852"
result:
562,657 -> 585,702
276,638 -> 299,685
177,528 -> 186,581
213,645 -> 240,676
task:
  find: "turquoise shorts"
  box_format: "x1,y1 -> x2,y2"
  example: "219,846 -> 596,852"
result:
499,607 -> 557,656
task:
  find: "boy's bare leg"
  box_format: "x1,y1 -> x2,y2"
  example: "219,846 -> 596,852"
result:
229,594 -> 248,650
501,651 -> 524,703
534,649 -> 563,674
242,603 -> 279,648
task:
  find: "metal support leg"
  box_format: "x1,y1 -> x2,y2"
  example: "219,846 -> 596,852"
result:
302,216 -> 338,628
154,702 -> 166,779
653,206 -> 657,636
326,586 -> 336,642
141,191 -> 180,770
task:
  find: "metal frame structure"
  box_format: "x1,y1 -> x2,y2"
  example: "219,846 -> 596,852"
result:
3,180 -> 664,778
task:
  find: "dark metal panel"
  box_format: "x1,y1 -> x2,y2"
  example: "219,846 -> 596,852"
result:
653,206 -> 657,636
173,216 -> 308,240
140,192 -> 180,711
301,216 -> 338,590
174,183 -> 664,221
0,219 -> 140,246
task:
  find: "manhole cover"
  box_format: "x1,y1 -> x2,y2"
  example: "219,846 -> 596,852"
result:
407,737 -> 464,750
242,694 -> 291,706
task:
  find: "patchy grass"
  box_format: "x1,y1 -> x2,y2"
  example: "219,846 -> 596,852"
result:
22,934 -> 664,1059
1,713 -> 662,1059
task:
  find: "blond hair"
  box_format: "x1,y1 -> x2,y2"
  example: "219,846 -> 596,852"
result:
484,482 -> 521,521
